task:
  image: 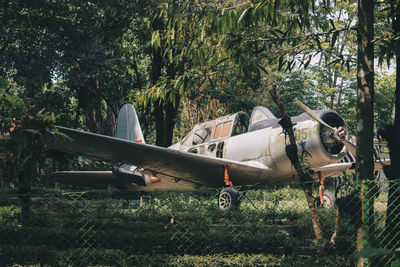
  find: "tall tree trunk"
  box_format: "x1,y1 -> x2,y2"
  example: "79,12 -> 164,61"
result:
151,16 -> 165,147
18,138 -> 33,226
154,101 -> 165,147
336,77 -> 345,107
384,1 -> 400,250
303,186 -> 324,239
356,0 -> 375,264
163,98 -> 180,147
384,56 -> 400,250
19,159 -> 33,225
154,98 -> 180,147
151,16 -> 163,86
356,0 -> 375,180
105,102 -> 117,137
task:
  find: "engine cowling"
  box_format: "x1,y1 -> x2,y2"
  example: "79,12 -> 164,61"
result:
270,111 -> 347,174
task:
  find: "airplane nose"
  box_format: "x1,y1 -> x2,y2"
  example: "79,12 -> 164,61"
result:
318,111 -> 346,155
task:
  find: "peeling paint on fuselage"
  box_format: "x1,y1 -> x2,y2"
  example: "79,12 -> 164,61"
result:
171,110 -> 347,186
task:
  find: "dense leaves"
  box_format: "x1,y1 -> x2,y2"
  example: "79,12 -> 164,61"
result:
0,0 -> 399,209
1,0 -> 397,142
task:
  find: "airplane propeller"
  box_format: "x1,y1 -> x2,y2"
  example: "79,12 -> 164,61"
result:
296,100 -> 357,156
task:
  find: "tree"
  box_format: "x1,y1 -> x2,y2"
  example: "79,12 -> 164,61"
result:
0,92 -> 57,223
376,0 -> 400,251
0,1 -> 64,96
355,0 -> 375,263
140,1 -> 225,147
56,1 -> 146,135
356,0 -> 375,179
0,1 -> 146,136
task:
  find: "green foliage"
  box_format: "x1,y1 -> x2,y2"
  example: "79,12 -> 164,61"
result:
375,73 -> 396,128
0,205 -> 20,226
0,93 -> 26,133
0,92 -> 60,190
271,70 -> 320,116
375,1 -> 400,67
1,0 -> 148,136
0,0 -> 397,147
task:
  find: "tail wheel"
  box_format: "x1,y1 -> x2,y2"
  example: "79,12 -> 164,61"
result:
315,191 -> 336,208
218,187 -> 240,211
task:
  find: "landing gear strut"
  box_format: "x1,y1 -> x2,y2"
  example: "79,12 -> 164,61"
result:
315,171 -> 336,208
218,166 -> 240,211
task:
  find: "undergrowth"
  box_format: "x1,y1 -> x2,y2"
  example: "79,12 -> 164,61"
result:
0,186 -> 354,266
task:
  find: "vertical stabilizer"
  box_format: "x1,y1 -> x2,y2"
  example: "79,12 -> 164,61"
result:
116,104 -> 145,143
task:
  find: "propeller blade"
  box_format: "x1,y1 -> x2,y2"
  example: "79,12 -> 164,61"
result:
296,100 -> 357,156
296,100 -> 335,133
342,139 -> 357,156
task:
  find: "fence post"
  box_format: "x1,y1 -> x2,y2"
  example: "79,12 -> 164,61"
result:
357,180 -> 372,267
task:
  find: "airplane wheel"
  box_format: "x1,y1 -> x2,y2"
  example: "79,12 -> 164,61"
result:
315,192 -> 336,208
218,187 -> 240,211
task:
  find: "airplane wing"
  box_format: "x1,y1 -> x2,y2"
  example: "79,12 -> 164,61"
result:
45,126 -> 276,188
313,159 -> 391,178
313,162 -> 355,177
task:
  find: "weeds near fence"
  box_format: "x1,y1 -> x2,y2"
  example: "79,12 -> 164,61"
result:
0,180 -> 399,266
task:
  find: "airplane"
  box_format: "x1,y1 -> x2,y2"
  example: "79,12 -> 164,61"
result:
44,101 -> 385,211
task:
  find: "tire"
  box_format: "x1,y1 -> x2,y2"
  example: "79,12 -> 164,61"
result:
315,191 -> 336,208
218,187 -> 240,211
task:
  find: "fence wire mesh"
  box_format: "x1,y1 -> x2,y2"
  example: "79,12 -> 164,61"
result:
0,178 -> 400,266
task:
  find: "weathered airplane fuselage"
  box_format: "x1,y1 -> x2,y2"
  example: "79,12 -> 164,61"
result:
168,107 -> 347,186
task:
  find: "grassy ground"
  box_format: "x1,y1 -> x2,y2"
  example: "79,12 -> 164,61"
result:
0,185 -> 373,266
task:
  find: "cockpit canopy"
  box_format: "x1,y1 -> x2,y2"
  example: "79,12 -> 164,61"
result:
180,111 -> 250,147
180,106 -> 279,147
249,106 -> 276,125
248,106 -> 277,132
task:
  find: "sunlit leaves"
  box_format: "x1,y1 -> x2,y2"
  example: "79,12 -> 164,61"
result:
375,0 -> 400,67
151,30 -> 161,48
374,73 -> 396,128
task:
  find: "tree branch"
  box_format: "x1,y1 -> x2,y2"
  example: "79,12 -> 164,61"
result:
269,84 -> 324,240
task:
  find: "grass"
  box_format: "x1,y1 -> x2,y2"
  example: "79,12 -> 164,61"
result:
0,185 -> 377,266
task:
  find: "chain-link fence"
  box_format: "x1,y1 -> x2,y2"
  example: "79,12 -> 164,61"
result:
0,178 -> 399,266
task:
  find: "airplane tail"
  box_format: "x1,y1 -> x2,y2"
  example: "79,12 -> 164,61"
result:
48,103 -> 153,189
114,103 -> 148,185
116,104 -> 145,143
